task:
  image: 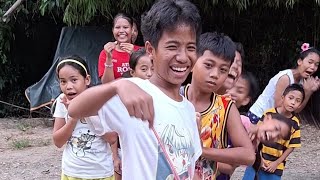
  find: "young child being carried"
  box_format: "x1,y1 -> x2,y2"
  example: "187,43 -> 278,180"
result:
243,83 -> 304,180
180,32 -> 255,179
53,56 -> 114,180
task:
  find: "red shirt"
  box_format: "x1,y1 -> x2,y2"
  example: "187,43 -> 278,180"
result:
98,45 -> 141,79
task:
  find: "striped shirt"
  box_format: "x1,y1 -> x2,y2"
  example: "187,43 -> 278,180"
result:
260,108 -> 301,176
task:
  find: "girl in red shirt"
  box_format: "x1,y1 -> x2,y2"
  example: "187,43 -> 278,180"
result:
98,13 -> 140,83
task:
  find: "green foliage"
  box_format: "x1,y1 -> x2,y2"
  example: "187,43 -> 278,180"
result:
39,0 -> 154,26
11,139 -> 31,149
17,123 -> 31,132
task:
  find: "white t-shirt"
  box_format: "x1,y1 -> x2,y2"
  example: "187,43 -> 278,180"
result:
249,69 -> 302,118
96,78 -> 202,180
53,94 -> 114,179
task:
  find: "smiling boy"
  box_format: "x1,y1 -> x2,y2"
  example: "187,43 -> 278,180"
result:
68,0 -> 203,179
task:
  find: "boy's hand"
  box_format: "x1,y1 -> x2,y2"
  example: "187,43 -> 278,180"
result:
113,156 -> 122,175
265,161 -> 279,173
60,94 -> 70,109
115,79 -> 155,127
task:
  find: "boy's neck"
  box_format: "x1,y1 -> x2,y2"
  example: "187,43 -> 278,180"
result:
149,75 -> 182,101
276,107 -> 293,118
187,83 -> 213,111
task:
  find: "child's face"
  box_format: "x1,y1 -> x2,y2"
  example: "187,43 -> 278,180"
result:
258,115 -> 290,143
223,51 -> 243,91
282,90 -> 303,112
298,52 -> 320,78
226,76 -> 250,108
113,17 -> 132,43
147,25 -> 197,87
130,55 -> 153,79
192,50 -> 230,93
58,65 -> 90,100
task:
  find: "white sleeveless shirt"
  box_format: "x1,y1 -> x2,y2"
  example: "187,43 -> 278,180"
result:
249,69 -> 300,118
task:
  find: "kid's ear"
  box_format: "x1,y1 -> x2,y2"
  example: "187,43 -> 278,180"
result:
85,75 -> 91,86
130,69 -> 135,77
145,41 -> 155,60
297,58 -> 303,66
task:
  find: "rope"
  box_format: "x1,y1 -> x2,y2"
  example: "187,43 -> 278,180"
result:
0,100 -> 50,116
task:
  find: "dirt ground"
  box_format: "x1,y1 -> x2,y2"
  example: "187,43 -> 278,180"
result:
0,118 -> 319,180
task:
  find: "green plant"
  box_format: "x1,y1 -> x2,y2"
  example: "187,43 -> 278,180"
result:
17,123 -> 31,132
11,139 -> 31,149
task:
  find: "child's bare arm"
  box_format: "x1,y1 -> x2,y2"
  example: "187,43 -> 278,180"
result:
202,105 -> 255,165
111,139 -> 121,175
52,117 -> 77,148
217,162 -> 237,175
265,147 -> 294,173
68,79 -> 154,125
100,42 -> 117,84
274,75 -> 290,108
102,132 -> 118,144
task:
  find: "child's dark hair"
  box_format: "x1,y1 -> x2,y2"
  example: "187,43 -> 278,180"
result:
113,13 -> 133,27
56,55 -> 89,78
132,17 -> 138,28
283,83 -> 305,102
129,48 -> 147,70
141,0 -> 202,49
299,48 -> 320,61
235,42 -> 245,61
197,32 -> 236,64
241,71 -> 259,101
266,112 -> 292,140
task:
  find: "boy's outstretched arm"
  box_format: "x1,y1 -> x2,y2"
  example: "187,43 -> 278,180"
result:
202,104 -> 255,165
68,79 -> 154,125
264,147 -> 294,173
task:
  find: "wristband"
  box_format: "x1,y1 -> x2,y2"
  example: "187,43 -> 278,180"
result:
104,62 -> 113,68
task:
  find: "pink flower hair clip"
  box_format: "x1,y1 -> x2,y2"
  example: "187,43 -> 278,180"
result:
301,43 -> 310,52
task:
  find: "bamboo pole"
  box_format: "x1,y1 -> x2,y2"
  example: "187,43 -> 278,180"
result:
2,0 -> 25,22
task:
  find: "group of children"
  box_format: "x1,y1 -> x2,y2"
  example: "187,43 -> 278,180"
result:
51,0 -> 320,180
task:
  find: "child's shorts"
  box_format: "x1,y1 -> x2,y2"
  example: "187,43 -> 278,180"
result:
242,166 -> 281,180
61,174 -> 114,180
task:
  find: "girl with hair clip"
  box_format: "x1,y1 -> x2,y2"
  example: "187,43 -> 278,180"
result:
98,13 -> 141,84
248,43 -> 320,124
53,55 -> 115,180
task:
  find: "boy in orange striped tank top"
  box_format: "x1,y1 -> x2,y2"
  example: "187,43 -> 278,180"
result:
180,32 -> 255,179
